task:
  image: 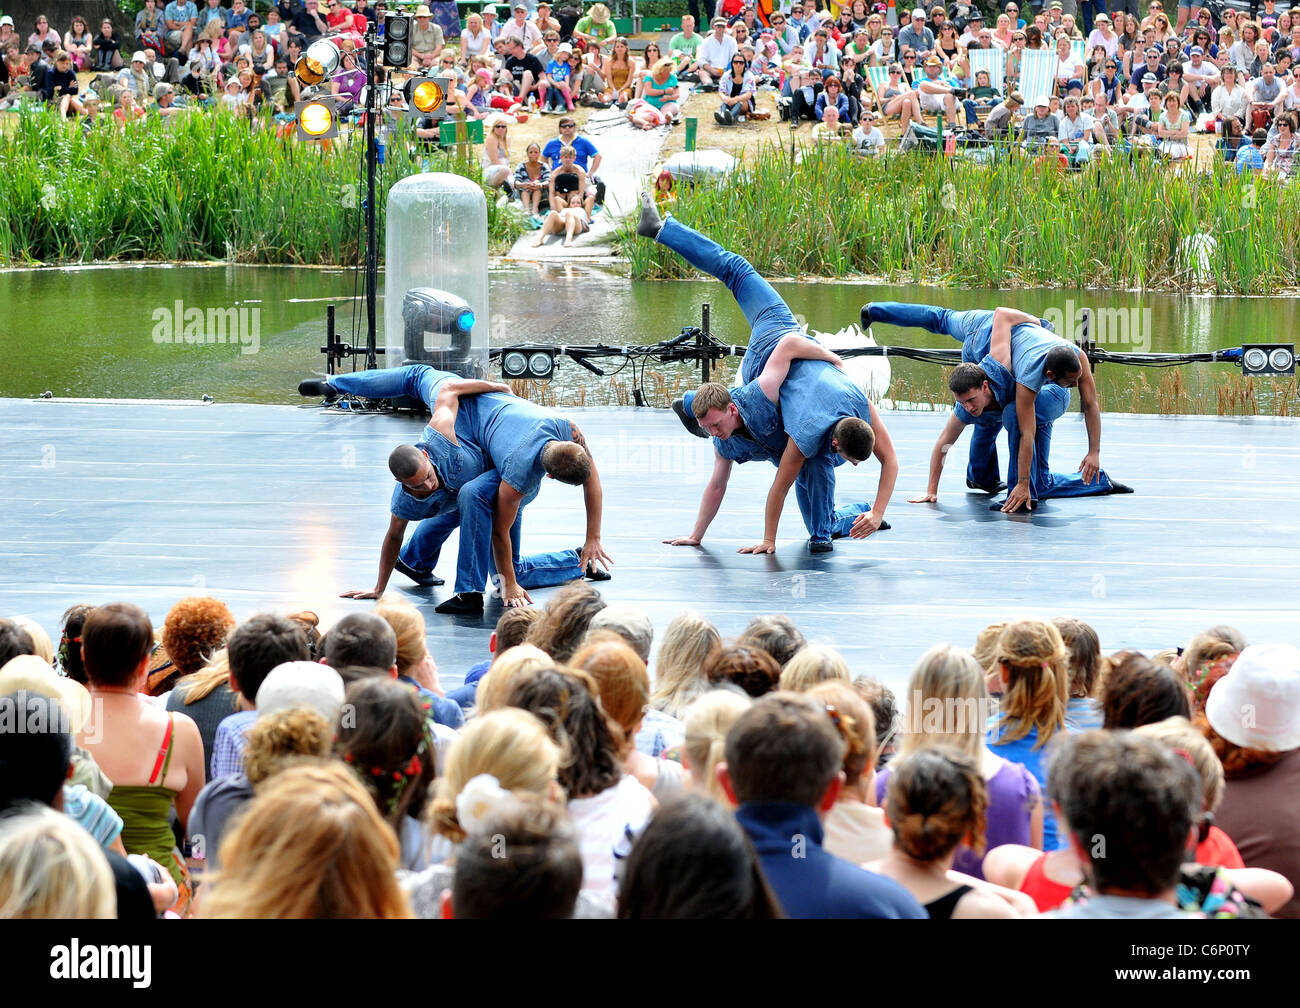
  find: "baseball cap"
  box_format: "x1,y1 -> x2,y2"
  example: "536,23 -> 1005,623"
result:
911,7 -> 926,17
1034,96 -> 1049,107
1190,45 -> 1203,55
557,41 -> 572,52
513,2 -> 527,9
1142,71 -> 1158,83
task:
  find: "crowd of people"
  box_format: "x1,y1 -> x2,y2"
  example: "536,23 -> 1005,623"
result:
1,594 -> 1298,919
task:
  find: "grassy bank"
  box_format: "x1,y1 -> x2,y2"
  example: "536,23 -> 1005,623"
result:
0,107 -> 522,265
621,141 -> 1300,294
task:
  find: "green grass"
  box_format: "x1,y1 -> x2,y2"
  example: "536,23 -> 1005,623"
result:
621,142 -> 1300,293
0,106 -> 522,265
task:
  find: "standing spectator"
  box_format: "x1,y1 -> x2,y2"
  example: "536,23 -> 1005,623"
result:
93,19 -> 125,72
163,0 -> 199,58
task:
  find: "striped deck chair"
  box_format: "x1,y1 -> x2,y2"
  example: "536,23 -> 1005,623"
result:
1018,49 -> 1056,107
866,65 -> 893,112
968,48 -> 1005,96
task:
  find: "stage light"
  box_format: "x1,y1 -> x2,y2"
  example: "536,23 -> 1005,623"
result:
1241,343 -> 1295,376
295,98 -> 338,140
501,349 -> 555,380
404,75 -> 454,121
383,13 -> 411,67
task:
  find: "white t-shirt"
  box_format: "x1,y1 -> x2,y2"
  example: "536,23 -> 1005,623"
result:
852,123 -> 885,152
699,33 -> 738,71
1056,55 -> 1084,80
567,774 -> 654,901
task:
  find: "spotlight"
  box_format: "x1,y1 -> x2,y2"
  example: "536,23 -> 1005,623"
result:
383,13 -> 411,68
501,348 -> 555,380
404,75 -> 453,121
1241,343 -> 1295,376
402,288 -> 477,369
295,97 -> 339,140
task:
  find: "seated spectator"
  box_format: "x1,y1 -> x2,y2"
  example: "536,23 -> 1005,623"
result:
461,12 -> 493,64
373,597 -> 463,729
63,15 -> 93,71
210,613 -> 310,779
1057,94 -> 1108,165
409,5 -> 445,69
514,141 -> 551,220
1023,94 -> 1060,146
452,794 -> 584,919
290,0 -> 329,44
77,603 -> 206,913
541,40 -> 576,111
720,692 -> 926,918
779,644 -> 851,692
572,3 -> 615,52
202,762 -> 412,918
1047,730 -> 1201,918
449,607 -> 542,712
162,603 -> 238,773
526,582 -> 605,662
503,35 -> 544,107
531,190 -> 590,247
163,0 -> 199,59
738,614 -> 806,668
572,639 -> 682,800
0,806 -> 115,919
1052,617 -> 1104,731
716,53 -> 757,124
1100,651 -> 1192,729
868,748 -> 1035,917
196,0 -> 227,40
504,665 -> 653,906
43,50 -> 84,117
916,54 -> 960,123
703,643 -> 781,698
92,18 -> 124,72
1201,643 -> 1300,918
1263,113 -> 1298,179
852,108 -> 885,153
188,693 -> 335,873
984,89 -> 1023,139
618,793 -> 782,918
879,643 -> 1041,878
680,688 -> 751,803
986,619 -> 1069,850
808,680 -> 891,864
336,677 -> 437,871
1180,625 -> 1246,713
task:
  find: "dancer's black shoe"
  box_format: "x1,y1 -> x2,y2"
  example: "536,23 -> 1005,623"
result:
298,378 -> 336,401
435,592 -> 484,615
966,478 -> 1008,494
395,559 -> 444,587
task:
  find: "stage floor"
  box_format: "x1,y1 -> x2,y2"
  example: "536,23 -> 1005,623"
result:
2,397 -> 1298,695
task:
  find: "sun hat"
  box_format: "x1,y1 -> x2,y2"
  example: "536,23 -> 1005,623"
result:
415,4 -> 432,15
132,51 -> 147,63
1033,95 -> 1049,106
1205,644 -> 1300,752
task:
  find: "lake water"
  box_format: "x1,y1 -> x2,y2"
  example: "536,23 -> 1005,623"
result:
1,263 -> 1295,414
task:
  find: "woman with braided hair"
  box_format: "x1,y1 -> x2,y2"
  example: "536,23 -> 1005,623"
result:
986,619 -> 1071,850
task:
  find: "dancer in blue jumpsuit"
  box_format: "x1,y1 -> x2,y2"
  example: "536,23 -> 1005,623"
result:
864,302 -> 1131,510
639,196 -> 897,553
300,366 -> 601,613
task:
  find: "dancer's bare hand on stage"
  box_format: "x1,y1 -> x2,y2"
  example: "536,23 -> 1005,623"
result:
663,535 -> 702,546
503,583 -> 533,607
1002,480 -> 1033,513
849,511 -> 882,537
1077,452 -> 1100,485
908,491 -> 939,504
340,588 -> 382,600
580,538 -> 613,573
738,539 -> 776,554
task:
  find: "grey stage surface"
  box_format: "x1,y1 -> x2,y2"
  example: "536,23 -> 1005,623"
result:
2,397 -> 1298,694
